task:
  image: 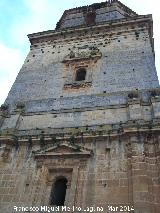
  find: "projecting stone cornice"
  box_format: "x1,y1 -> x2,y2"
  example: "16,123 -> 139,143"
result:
4,88 -> 160,114
28,14 -> 153,46
1,118 -> 160,140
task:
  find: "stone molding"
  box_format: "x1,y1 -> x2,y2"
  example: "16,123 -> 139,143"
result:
33,141 -> 92,159
28,15 -> 152,46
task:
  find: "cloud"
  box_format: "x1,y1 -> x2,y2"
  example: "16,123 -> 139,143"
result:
10,0 -> 59,47
9,0 -> 106,47
0,42 -> 23,105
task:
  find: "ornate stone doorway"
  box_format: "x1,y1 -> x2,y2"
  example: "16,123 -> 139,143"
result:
33,141 -> 93,206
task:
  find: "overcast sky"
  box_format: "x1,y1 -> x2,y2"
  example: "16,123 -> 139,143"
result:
0,0 -> 159,105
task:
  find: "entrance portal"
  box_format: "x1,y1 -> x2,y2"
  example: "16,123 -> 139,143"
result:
50,177 -> 67,206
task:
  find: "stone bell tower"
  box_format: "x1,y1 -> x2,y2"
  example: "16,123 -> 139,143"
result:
0,1 -> 160,213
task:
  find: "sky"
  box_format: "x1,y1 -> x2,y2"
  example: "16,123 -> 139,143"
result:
0,0 -> 159,105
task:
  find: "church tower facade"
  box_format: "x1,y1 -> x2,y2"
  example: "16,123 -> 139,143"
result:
0,1 -> 160,212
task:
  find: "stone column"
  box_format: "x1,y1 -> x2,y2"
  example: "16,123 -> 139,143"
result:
151,96 -> 160,118
67,166 -> 79,207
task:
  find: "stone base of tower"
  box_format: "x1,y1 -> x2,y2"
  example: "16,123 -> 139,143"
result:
0,119 -> 160,213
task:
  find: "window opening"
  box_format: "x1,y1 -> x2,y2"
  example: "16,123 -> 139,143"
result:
85,11 -> 96,25
75,68 -> 86,81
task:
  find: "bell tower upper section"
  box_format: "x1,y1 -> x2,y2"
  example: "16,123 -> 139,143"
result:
5,0 -> 159,112
56,0 -> 137,30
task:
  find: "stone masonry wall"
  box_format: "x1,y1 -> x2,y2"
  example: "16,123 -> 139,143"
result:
1,95 -> 160,131
0,3 -> 159,213
0,133 -> 159,213
5,23 -> 159,111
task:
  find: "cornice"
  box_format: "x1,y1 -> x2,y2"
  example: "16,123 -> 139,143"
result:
1,118 -> 160,143
28,15 -> 152,45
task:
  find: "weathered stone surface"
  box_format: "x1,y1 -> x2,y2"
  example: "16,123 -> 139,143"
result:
0,1 -> 160,213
